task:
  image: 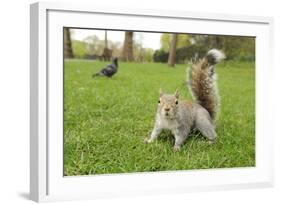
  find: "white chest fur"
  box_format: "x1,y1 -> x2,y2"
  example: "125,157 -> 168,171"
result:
158,115 -> 179,130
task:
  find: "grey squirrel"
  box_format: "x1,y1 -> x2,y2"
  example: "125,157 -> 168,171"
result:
145,49 -> 225,150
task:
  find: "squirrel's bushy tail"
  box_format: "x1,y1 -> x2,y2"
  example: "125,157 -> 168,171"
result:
188,49 -> 225,120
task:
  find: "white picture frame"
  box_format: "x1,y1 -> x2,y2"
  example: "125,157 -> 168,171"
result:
30,2 -> 274,202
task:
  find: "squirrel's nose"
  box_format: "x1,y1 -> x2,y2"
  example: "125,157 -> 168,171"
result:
164,108 -> 170,112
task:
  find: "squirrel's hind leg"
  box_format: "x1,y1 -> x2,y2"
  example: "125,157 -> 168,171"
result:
195,110 -> 217,143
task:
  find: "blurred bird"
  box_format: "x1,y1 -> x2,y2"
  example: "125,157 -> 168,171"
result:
92,57 -> 118,78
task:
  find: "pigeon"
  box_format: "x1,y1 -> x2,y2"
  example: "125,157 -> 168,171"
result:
92,57 -> 118,78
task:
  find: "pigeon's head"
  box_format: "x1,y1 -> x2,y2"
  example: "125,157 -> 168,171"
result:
112,57 -> 118,66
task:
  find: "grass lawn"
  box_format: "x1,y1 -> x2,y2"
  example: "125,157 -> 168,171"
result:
63,59 -> 255,176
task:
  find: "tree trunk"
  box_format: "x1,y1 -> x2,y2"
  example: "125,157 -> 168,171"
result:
168,34 -> 178,67
104,30 -> 108,49
122,31 -> 134,61
64,28 -> 74,58
102,30 -> 112,61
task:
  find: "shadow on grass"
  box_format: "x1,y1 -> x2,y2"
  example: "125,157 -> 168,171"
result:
17,192 -> 29,200
157,129 -> 208,147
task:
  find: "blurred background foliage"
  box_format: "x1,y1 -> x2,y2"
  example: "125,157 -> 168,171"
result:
64,28 -> 255,65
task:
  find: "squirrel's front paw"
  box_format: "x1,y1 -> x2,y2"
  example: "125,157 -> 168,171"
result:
173,145 -> 181,151
144,138 -> 153,144
208,139 -> 215,145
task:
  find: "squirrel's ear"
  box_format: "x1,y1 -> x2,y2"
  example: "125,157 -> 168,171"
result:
159,88 -> 164,97
174,89 -> 180,98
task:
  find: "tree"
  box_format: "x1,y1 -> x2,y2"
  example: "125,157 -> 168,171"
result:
110,41 -> 123,58
104,30 -> 108,49
64,28 -> 74,58
190,34 -> 255,60
84,34 -> 123,59
143,48 -> 154,62
72,40 -> 87,59
84,35 -> 101,55
122,31 -> 134,61
101,30 -> 112,61
153,49 -> 169,63
160,34 -> 170,52
133,33 -> 144,62
161,33 -> 191,52
168,34 -> 178,67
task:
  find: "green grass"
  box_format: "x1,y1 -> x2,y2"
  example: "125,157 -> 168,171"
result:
63,59 -> 255,176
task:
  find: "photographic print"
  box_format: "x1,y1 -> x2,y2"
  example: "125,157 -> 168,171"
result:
63,28 -> 255,176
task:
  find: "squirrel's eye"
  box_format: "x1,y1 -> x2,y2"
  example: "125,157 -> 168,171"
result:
175,100 -> 178,105
158,100 -> 161,103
